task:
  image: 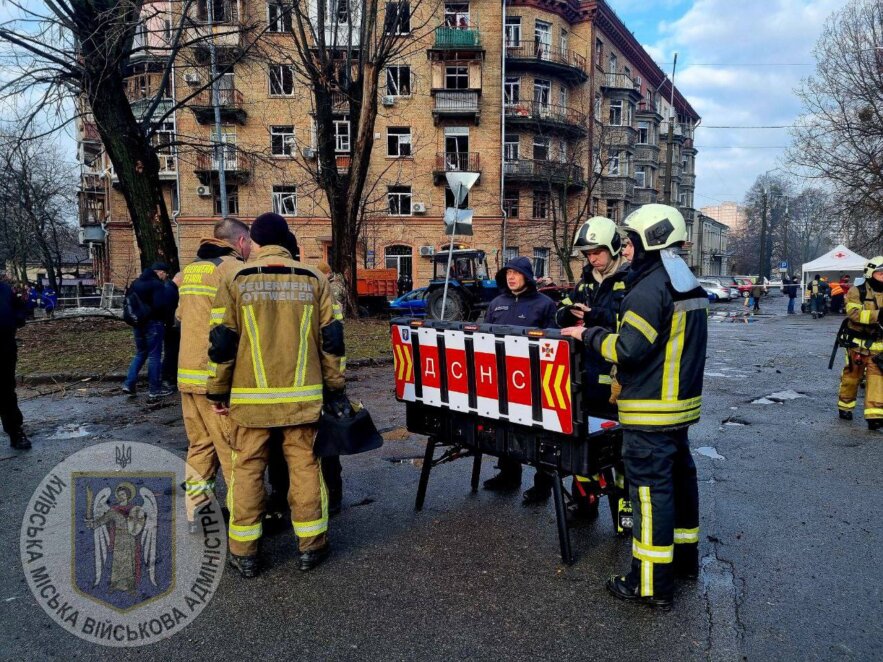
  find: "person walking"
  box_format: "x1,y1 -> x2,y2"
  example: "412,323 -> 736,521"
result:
1,276 -> 29,449
807,274 -> 828,319
784,276 -> 798,314
176,217 -> 251,529
562,204 -> 707,610
750,278 -> 764,313
123,263 -> 177,400
206,213 -> 346,578
481,256 -> 558,492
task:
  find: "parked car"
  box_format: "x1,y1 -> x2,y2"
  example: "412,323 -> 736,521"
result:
699,278 -> 732,302
388,287 -> 428,317
701,275 -> 740,300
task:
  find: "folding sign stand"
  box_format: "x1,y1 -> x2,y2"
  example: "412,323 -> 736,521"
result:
393,318 -> 624,566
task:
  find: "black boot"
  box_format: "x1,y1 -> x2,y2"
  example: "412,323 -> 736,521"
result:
298,545 -> 331,572
606,574 -> 672,610
10,430 -> 31,450
868,419 -> 883,431
839,410 -> 853,420
483,470 -> 521,491
674,546 -> 699,581
228,553 -> 260,578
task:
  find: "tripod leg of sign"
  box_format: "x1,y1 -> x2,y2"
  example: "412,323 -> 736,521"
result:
415,437 -> 438,512
551,469 -> 575,565
470,452 -> 483,492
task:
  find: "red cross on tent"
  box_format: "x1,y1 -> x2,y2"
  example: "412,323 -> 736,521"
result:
834,251 -> 846,259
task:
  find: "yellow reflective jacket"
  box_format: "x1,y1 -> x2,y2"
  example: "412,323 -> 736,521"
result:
175,239 -> 243,393
844,282 -> 883,354
206,244 -> 346,428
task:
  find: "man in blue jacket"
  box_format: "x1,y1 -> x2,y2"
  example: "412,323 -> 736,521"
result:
1,277 -> 29,449
482,256 -> 558,491
123,263 -> 177,400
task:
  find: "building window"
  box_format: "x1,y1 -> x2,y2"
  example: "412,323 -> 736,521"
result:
270,126 -> 296,156
269,64 -> 295,96
272,185 -> 297,215
608,53 -> 617,74
594,93 -> 601,120
504,133 -> 519,161
387,127 -> 412,157
504,16 -> 521,46
534,20 -> 551,56
595,38 -> 603,67
532,136 -> 549,161
607,202 -> 619,223
213,184 -> 238,215
152,121 -> 176,172
532,191 -> 549,219
504,76 -> 520,105
197,0 -> 231,23
503,190 -> 519,218
445,186 -> 468,208
533,248 -> 549,277
444,2 -> 469,27
387,186 -> 412,215
559,85 -> 568,109
609,100 -> 623,126
385,245 -> 413,279
445,66 -> 469,90
332,0 -> 349,23
557,139 -> 568,163
267,2 -> 292,32
503,246 -> 519,263
637,121 -> 650,145
609,151 -> 621,176
635,166 -> 646,189
384,1 -> 410,34
560,29 -> 568,53
533,78 -> 550,107
386,65 -> 411,96
334,117 -> 350,152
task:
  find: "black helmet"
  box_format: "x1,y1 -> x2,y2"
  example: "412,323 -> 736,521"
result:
314,403 -> 384,457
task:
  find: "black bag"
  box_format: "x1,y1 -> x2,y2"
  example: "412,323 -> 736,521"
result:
314,401 -> 384,457
122,286 -> 151,327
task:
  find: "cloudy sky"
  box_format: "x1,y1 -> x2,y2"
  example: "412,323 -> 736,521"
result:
609,0 -> 845,209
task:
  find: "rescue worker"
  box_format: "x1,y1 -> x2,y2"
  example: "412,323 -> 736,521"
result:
482,256 -> 558,492
206,213 -> 346,578
552,216 -> 631,520
807,274 -> 828,319
1,276 -> 29,449
562,204 -> 707,609
829,278 -> 845,315
838,257 -> 883,429
176,217 -> 251,530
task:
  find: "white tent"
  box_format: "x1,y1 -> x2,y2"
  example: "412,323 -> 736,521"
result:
800,244 -> 868,298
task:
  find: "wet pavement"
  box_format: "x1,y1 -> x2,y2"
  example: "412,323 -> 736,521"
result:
1,298 -> 881,660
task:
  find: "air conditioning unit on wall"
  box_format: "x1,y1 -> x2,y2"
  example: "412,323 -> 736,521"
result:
381,95 -> 396,107
301,147 -> 316,159
412,202 -> 427,213
419,245 -> 435,256
196,185 -> 211,197
183,72 -> 201,85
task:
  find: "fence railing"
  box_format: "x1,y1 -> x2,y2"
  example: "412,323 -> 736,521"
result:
191,87 -> 243,109
505,100 -> 587,127
434,25 -> 481,48
435,152 -> 480,172
434,90 -> 479,112
506,41 -> 587,73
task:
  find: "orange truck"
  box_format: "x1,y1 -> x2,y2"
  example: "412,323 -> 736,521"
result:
356,268 -> 398,314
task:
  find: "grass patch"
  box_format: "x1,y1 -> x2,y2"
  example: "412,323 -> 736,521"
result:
16,315 -> 393,377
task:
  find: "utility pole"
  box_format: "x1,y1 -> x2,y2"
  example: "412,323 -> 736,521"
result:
782,200 -> 789,278
207,0 -> 228,216
662,53 -> 678,205
758,189 -> 768,280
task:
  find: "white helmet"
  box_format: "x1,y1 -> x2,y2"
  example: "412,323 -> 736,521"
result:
573,216 -> 622,256
622,204 -> 687,251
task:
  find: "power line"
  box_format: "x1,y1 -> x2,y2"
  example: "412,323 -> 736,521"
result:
699,145 -> 790,149
659,62 -> 814,67
700,125 -> 795,129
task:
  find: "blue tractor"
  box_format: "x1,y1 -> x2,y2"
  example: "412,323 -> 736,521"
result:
425,249 -> 498,321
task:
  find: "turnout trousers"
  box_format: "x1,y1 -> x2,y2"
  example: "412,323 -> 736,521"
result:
181,393 -> 234,519
227,424 -> 328,557
622,428 -> 699,599
0,334 -> 23,437
838,350 -> 883,419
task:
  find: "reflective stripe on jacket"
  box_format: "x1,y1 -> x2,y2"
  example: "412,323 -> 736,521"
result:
844,283 -> 883,353
175,239 -> 242,393
584,260 -> 708,430
206,244 -> 345,427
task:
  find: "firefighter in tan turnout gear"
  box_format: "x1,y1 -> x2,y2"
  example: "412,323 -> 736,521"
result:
838,257 -> 883,430
206,213 -> 347,578
176,217 -> 251,530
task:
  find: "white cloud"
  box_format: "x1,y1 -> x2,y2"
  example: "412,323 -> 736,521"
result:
620,0 -> 845,208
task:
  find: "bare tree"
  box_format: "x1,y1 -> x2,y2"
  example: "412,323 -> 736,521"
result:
257,0 -> 440,309
0,1 -> 262,272
788,0 -> 883,244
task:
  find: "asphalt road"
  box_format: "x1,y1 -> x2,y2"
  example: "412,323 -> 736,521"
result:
1,300 -> 881,660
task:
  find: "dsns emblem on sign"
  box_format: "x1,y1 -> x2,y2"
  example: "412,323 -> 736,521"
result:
401,327 -> 410,342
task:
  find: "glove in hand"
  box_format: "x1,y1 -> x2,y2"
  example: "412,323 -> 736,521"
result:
324,388 -> 354,418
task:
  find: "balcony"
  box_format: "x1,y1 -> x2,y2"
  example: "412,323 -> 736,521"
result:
634,144 -> 660,164
634,187 -> 658,205
636,100 -> 662,119
187,1 -> 243,58
505,42 -> 588,85
600,176 -> 635,201
603,125 -> 637,150
681,173 -> 696,189
433,152 -> 481,184
431,25 -> 482,52
505,101 -> 588,138
659,164 -> 681,181
503,159 -> 585,190
601,73 -> 641,101
189,87 -> 247,124
82,122 -> 101,143
432,90 -> 480,124
194,148 -> 254,185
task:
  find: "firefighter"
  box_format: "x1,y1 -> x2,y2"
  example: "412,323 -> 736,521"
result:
482,256 -> 558,492
551,216 -> 631,520
562,204 -> 707,609
206,212 -> 347,578
838,257 -> 883,429
176,217 -> 251,530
